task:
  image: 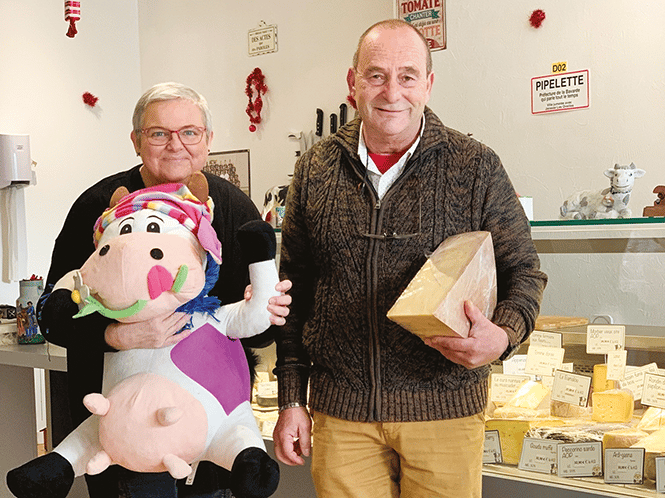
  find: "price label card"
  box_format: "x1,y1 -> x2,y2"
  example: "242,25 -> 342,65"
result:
256,381 -> 278,397
551,370 -> 591,407
524,346 -> 565,377
620,363 -> 659,401
529,330 -> 563,349
604,448 -> 644,484
557,442 -> 603,478
642,373 -> 665,409
518,437 -> 559,474
561,362 -> 574,372
606,350 -> 627,381
656,456 -> 665,493
586,325 -> 625,354
483,430 -> 503,464
490,374 -> 530,404
502,354 -> 528,375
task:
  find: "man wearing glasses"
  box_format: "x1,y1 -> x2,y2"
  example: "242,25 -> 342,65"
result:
273,19 -> 547,498
33,83 -> 291,498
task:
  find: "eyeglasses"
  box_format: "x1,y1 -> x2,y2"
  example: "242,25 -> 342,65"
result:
140,126 -> 207,146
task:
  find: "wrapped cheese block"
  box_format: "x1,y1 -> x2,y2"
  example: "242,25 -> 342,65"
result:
631,428 -> 665,480
592,389 -> 634,423
492,380 -> 551,418
387,231 -> 496,338
526,422 -> 632,444
592,364 -> 617,394
602,428 -> 648,452
637,407 -> 665,433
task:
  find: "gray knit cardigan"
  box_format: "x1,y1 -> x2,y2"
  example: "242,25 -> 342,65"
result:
275,107 -> 547,422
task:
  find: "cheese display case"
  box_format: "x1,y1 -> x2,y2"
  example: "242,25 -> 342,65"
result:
483,217 -> 665,498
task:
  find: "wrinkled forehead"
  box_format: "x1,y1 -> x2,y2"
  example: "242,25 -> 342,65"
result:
97,208 -> 200,250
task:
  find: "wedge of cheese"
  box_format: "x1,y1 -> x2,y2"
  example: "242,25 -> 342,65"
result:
506,380 -> 550,410
602,428 -> 648,452
637,407 -> 665,433
592,389 -> 634,423
592,364 -> 617,394
551,399 -> 591,419
387,231 -> 496,338
631,427 -> 665,480
485,418 -> 564,465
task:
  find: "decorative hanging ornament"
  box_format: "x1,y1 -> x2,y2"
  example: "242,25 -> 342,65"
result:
82,92 -> 98,107
65,1 -> 81,38
529,9 -> 546,29
245,68 -> 268,132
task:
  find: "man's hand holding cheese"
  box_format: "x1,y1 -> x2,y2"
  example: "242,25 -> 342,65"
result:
423,300 -> 510,369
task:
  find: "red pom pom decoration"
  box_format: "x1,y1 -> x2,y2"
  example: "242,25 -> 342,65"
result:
82,92 -> 98,107
529,9 -> 546,28
245,68 -> 268,132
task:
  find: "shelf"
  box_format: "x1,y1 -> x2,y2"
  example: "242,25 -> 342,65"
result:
484,464 -> 658,498
530,218 -> 665,253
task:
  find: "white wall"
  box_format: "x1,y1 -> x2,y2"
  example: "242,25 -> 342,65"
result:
0,0 -> 142,304
138,0 -> 664,219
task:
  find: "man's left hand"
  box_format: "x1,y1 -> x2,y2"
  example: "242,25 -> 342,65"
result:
424,300 -> 509,369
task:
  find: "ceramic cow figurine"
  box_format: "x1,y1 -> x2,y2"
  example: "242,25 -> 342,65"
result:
560,163 -> 645,219
7,175 -> 280,498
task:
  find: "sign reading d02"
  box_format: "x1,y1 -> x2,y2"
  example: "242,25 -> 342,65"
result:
248,25 -> 277,57
531,69 -> 589,115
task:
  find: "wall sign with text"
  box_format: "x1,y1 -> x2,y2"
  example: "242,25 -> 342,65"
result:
531,70 -> 589,115
397,0 -> 446,51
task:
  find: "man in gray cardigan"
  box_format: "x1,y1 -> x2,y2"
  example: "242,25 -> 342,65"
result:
273,19 -> 547,498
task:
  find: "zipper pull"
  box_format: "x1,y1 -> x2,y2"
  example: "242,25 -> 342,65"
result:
374,199 -> 381,210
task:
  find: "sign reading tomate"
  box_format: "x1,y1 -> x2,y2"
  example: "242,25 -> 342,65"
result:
397,0 -> 446,51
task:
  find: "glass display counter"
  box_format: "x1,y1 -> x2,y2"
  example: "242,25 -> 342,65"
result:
484,217 -> 665,498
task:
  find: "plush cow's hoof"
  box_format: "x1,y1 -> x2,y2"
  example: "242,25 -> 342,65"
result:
6,453 -> 74,498
230,447 -> 280,498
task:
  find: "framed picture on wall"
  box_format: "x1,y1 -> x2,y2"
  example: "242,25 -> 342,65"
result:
204,149 -> 251,197
396,0 -> 446,51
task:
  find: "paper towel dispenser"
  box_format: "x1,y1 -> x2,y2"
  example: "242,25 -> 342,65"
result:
0,134 -> 32,189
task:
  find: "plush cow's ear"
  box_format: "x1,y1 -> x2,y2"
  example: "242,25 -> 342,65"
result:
110,187 -> 130,208
187,171 -> 210,204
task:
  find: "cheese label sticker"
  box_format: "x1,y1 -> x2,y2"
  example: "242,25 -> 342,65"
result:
586,325 -> 625,354
551,370 -> 591,407
557,442 -> 603,478
604,448 -> 644,484
620,363 -> 659,401
524,346 -> 565,377
502,354 -> 528,375
483,430 -> 503,464
490,374 -> 531,404
642,373 -> 665,409
519,437 -> 559,474
529,330 -> 562,349
606,350 -> 627,381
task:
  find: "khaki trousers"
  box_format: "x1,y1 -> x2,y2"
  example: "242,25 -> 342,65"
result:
310,411 -> 484,498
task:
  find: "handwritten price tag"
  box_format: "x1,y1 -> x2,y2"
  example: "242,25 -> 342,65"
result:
551,370 -> 591,407
525,346 -> 565,377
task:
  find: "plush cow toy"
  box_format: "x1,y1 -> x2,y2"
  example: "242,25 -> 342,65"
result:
7,175 -> 280,498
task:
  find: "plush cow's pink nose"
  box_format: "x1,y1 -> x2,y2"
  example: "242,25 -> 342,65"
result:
147,265 -> 175,300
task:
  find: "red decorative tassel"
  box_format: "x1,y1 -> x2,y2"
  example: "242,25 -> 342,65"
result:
529,9 -> 546,29
245,68 -> 268,132
82,92 -> 98,107
65,1 -> 81,38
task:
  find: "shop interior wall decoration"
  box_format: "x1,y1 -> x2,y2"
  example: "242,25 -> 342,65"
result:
204,149 -> 251,198
245,67 -> 267,133
64,0 -> 80,38
559,163 -> 646,220
643,185 -> 665,217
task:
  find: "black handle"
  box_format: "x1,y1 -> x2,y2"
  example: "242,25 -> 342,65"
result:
339,103 -> 347,126
315,108 -> 323,136
330,114 -> 338,134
